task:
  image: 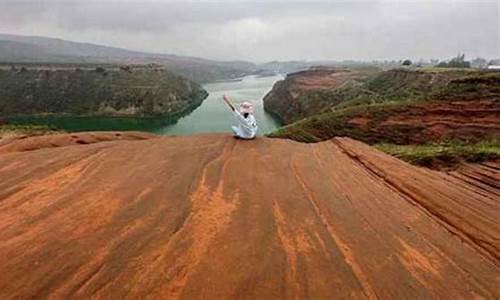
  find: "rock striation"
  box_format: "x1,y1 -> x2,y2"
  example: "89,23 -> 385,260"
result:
0,133 -> 498,299
263,68 -> 366,124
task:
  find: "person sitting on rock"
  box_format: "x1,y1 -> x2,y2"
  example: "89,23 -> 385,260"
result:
222,94 -> 258,139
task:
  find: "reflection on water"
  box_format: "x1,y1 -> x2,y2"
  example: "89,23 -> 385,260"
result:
8,114 -> 182,132
7,75 -> 283,135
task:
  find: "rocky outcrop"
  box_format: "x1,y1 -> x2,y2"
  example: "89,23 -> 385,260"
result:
269,99 -> 500,144
0,131 -> 156,154
0,66 -> 208,118
0,133 -> 498,298
263,68 -> 370,124
269,71 -> 500,144
263,68 -> 493,126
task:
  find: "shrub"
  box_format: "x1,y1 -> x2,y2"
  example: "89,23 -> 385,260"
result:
435,54 -> 471,68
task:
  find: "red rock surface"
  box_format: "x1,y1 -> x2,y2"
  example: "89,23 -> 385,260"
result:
0,131 -> 156,154
263,69 -> 367,124
0,133 -> 498,298
270,99 -> 500,144
378,100 -> 500,143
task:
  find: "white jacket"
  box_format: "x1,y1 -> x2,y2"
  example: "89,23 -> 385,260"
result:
232,110 -> 258,139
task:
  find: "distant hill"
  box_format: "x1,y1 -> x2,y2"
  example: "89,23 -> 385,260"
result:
0,40 -> 53,61
0,40 -> 93,63
0,33 -> 257,83
0,33 -> 148,59
0,34 -> 361,83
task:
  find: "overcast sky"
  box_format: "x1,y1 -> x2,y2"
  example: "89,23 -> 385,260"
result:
0,0 -> 498,62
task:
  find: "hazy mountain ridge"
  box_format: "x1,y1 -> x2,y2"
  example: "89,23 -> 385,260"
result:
0,33 -> 149,58
0,34 -> 260,82
0,34 -> 360,83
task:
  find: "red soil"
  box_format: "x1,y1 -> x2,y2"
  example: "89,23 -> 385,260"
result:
376,100 -> 500,143
289,69 -> 357,91
0,133 -> 498,298
263,69 -> 366,124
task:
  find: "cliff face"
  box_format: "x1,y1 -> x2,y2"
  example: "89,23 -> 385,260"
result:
263,68 -> 369,124
268,70 -> 500,144
0,133 -> 498,298
269,98 -> 500,144
0,66 -> 208,117
263,68 -> 489,126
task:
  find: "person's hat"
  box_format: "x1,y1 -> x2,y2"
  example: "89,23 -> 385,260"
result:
239,101 -> 254,114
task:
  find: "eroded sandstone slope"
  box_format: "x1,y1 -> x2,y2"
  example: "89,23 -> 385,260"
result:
269,99 -> 500,144
0,133 -> 498,299
269,71 -> 500,144
263,68 -> 375,124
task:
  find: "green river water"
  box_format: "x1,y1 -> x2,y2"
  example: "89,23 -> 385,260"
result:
8,75 -> 283,135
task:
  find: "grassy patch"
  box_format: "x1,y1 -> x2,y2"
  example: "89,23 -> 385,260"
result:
433,71 -> 500,101
267,101 -> 416,144
0,124 -> 62,140
417,67 -> 480,74
375,140 -> 500,169
268,70 -> 500,145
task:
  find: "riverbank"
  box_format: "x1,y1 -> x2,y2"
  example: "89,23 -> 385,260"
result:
4,75 -> 283,135
0,65 -> 207,118
157,74 -> 283,135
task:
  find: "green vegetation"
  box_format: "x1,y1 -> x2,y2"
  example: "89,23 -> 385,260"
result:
376,140 -> 499,168
0,124 -> 62,139
336,68 -> 446,105
364,69 -> 500,103
402,59 -> 412,66
268,101 -> 420,144
0,34 -> 259,84
434,72 -> 500,100
363,68 -> 469,102
7,114 -> 184,133
263,68 -> 382,124
268,70 -> 500,146
265,67 -> 493,126
435,54 -> 471,68
0,64 -> 208,118
302,68 -> 496,108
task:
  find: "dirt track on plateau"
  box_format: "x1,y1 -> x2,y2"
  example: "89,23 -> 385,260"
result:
0,133 -> 498,299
